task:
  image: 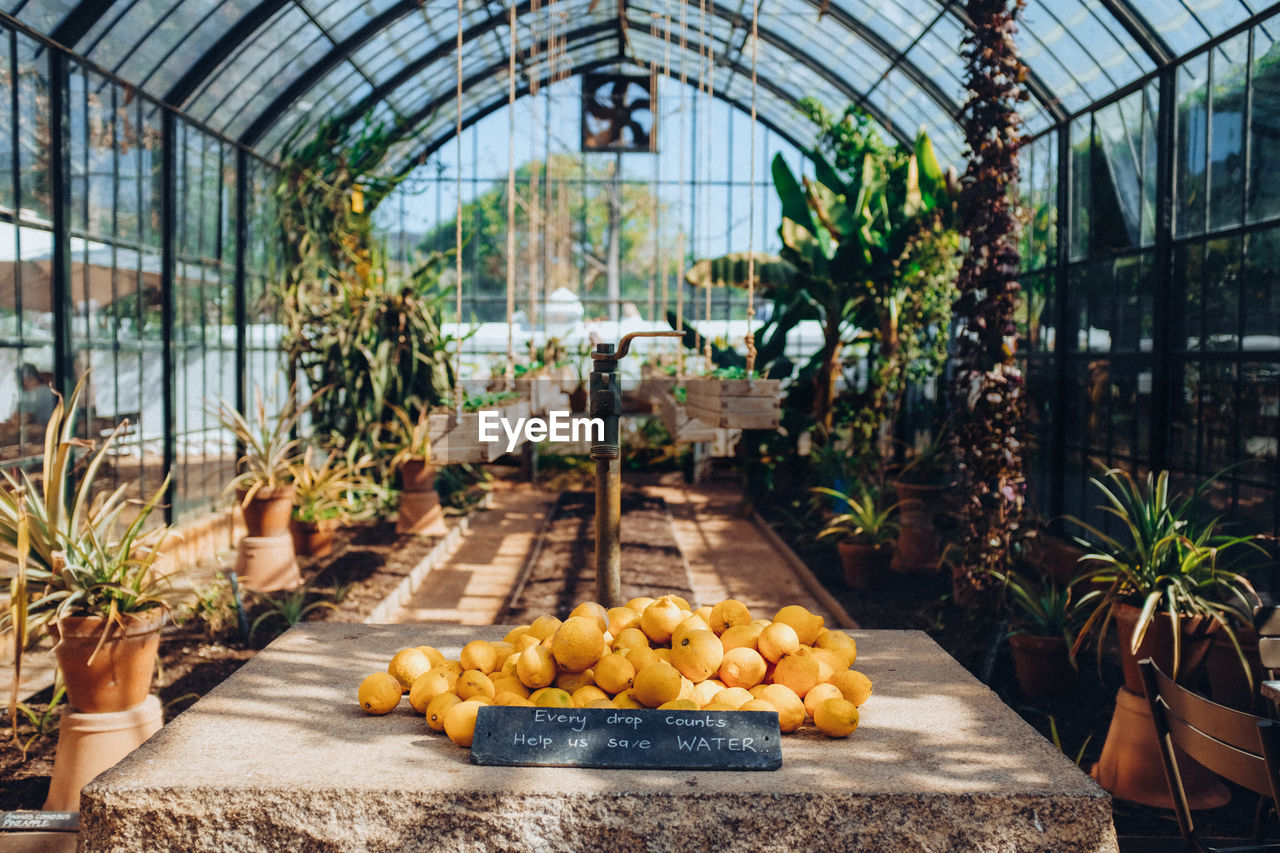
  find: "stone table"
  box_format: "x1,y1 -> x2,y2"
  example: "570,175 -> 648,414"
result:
81,624 -> 1118,852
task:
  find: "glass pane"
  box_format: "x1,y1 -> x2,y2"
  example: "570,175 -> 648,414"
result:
1069,116 -> 1090,261
16,32 -> 51,222
1243,227 -> 1280,346
1175,240 -> 1205,352
1248,23 -> 1280,222
1203,235 -> 1241,351
1176,54 -> 1210,238
0,31 -> 13,213
1208,32 -> 1248,231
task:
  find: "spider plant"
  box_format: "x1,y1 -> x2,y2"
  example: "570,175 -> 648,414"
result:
811,482 -> 900,546
1069,467 -> 1263,681
212,380 -> 313,504
383,402 -> 434,472
290,447 -> 376,524
992,569 -> 1085,653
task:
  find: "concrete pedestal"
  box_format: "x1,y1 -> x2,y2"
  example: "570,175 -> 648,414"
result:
80,625 -> 1118,852
234,534 -> 300,592
44,695 -> 162,812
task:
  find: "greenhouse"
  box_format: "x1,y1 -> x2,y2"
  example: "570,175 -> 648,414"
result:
1,0 -> 1279,849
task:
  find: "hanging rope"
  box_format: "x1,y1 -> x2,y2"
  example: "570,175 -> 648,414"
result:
676,0 -> 689,377
454,0 -> 464,416
744,0 -> 759,376
505,0 -> 518,384
700,0 -> 713,371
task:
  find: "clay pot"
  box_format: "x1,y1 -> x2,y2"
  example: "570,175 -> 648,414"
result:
891,481 -> 944,573
51,609 -> 166,713
1205,624 -> 1264,712
44,694 -> 163,811
290,517 -> 339,559
1112,601 -> 1218,694
239,485 -> 297,538
836,541 -> 893,590
397,488 -> 448,536
1007,633 -> 1077,703
398,459 -> 436,493
235,535 -> 301,593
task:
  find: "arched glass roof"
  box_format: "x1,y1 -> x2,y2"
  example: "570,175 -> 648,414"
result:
4,0 -> 1269,166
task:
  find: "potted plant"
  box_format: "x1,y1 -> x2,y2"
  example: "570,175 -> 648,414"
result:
890,432 -> 952,573
1070,467 -> 1262,694
684,365 -> 781,430
993,569 -> 1083,703
0,378 -> 176,714
213,383 -> 308,538
289,447 -> 373,558
385,402 -> 448,536
1070,467 -> 1262,809
812,482 -> 899,590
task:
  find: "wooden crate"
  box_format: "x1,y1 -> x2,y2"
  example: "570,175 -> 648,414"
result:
514,373 -> 568,415
684,378 -> 781,429
430,400 -> 532,464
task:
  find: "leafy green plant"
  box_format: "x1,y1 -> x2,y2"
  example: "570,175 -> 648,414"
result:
992,569 -> 1084,650
290,447 -> 376,524
812,483 -> 900,547
460,391 -> 520,413
382,403 -> 435,473
11,685 -> 66,760
249,585 -> 338,643
212,381 -> 310,503
1069,468 -> 1263,680
1048,715 -> 1093,767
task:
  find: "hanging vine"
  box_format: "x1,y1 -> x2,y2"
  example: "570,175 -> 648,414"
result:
951,0 -> 1030,590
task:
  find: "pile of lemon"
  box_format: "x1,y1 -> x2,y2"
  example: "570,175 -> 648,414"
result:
357,596 -> 871,749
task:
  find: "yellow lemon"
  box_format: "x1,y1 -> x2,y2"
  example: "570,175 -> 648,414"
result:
494,692 -> 535,707
555,669 -> 597,694
803,682 -> 845,719
550,616 -> 606,673
757,622 -> 801,663
815,629 -> 857,666
459,640 -> 499,674
639,597 -> 685,645
712,686 -> 755,709
527,614 -> 562,641
416,646 -> 447,668
719,623 -> 763,652
757,683 -> 806,732
664,594 -> 693,612
408,669 -> 452,713
594,652 -> 637,695
772,650 -> 822,698
708,599 -> 753,635
586,698 -> 616,709
612,627 -> 650,653
425,691 -> 461,731
434,659 -> 464,678
830,669 -> 873,707
718,646 -> 767,689
690,678 -> 724,708
607,606 -> 641,636
532,687 -> 574,708
572,685 -> 610,707
456,670 -> 496,701
516,645 -> 557,689
443,699 -> 486,747
738,698 -> 778,715
490,675 -> 529,698
808,647 -> 844,682
358,672 -> 403,714
702,701 -> 737,711
694,604 -> 714,623
512,632 -> 541,652
772,605 -> 824,645
499,653 -> 521,678
670,613 -> 713,646
612,690 -> 643,709
625,596 -> 655,613
652,648 -> 672,663
658,698 -> 699,711
813,697 -> 860,737
625,645 -> 662,672
387,648 -> 432,692
670,629 -> 724,682
503,626 -> 530,644
570,601 -> 610,632
631,661 -> 682,708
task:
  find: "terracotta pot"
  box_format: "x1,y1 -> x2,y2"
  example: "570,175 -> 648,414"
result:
52,609 -> 166,713
1205,624 -> 1264,712
290,517 -> 339,559
836,541 -> 893,590
235,535 -> 301,593
1112,601 -> 1218,694
44,694 -> 163,811
240,485 -> 297,538
1008,633 -> 1077,703
398,459 -> 436,493
891,481 -> 944,573
1029,534 -> 1086,588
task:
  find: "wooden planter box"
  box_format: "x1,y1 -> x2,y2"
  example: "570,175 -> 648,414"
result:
656,389 -> 740,455
428,401 -> 531,464
684,378 -> 781,430
515,371 -> 569,415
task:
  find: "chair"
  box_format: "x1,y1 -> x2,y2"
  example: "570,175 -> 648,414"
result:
1139,658 -> 1280,852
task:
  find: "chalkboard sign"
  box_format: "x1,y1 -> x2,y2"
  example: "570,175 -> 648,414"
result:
470,707 -> 781,770
0,811 -> 79,831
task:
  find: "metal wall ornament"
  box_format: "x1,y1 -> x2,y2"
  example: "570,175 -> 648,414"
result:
581,73 -> 657,152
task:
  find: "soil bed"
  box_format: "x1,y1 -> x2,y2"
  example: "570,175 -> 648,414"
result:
502,490 -> 694,622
